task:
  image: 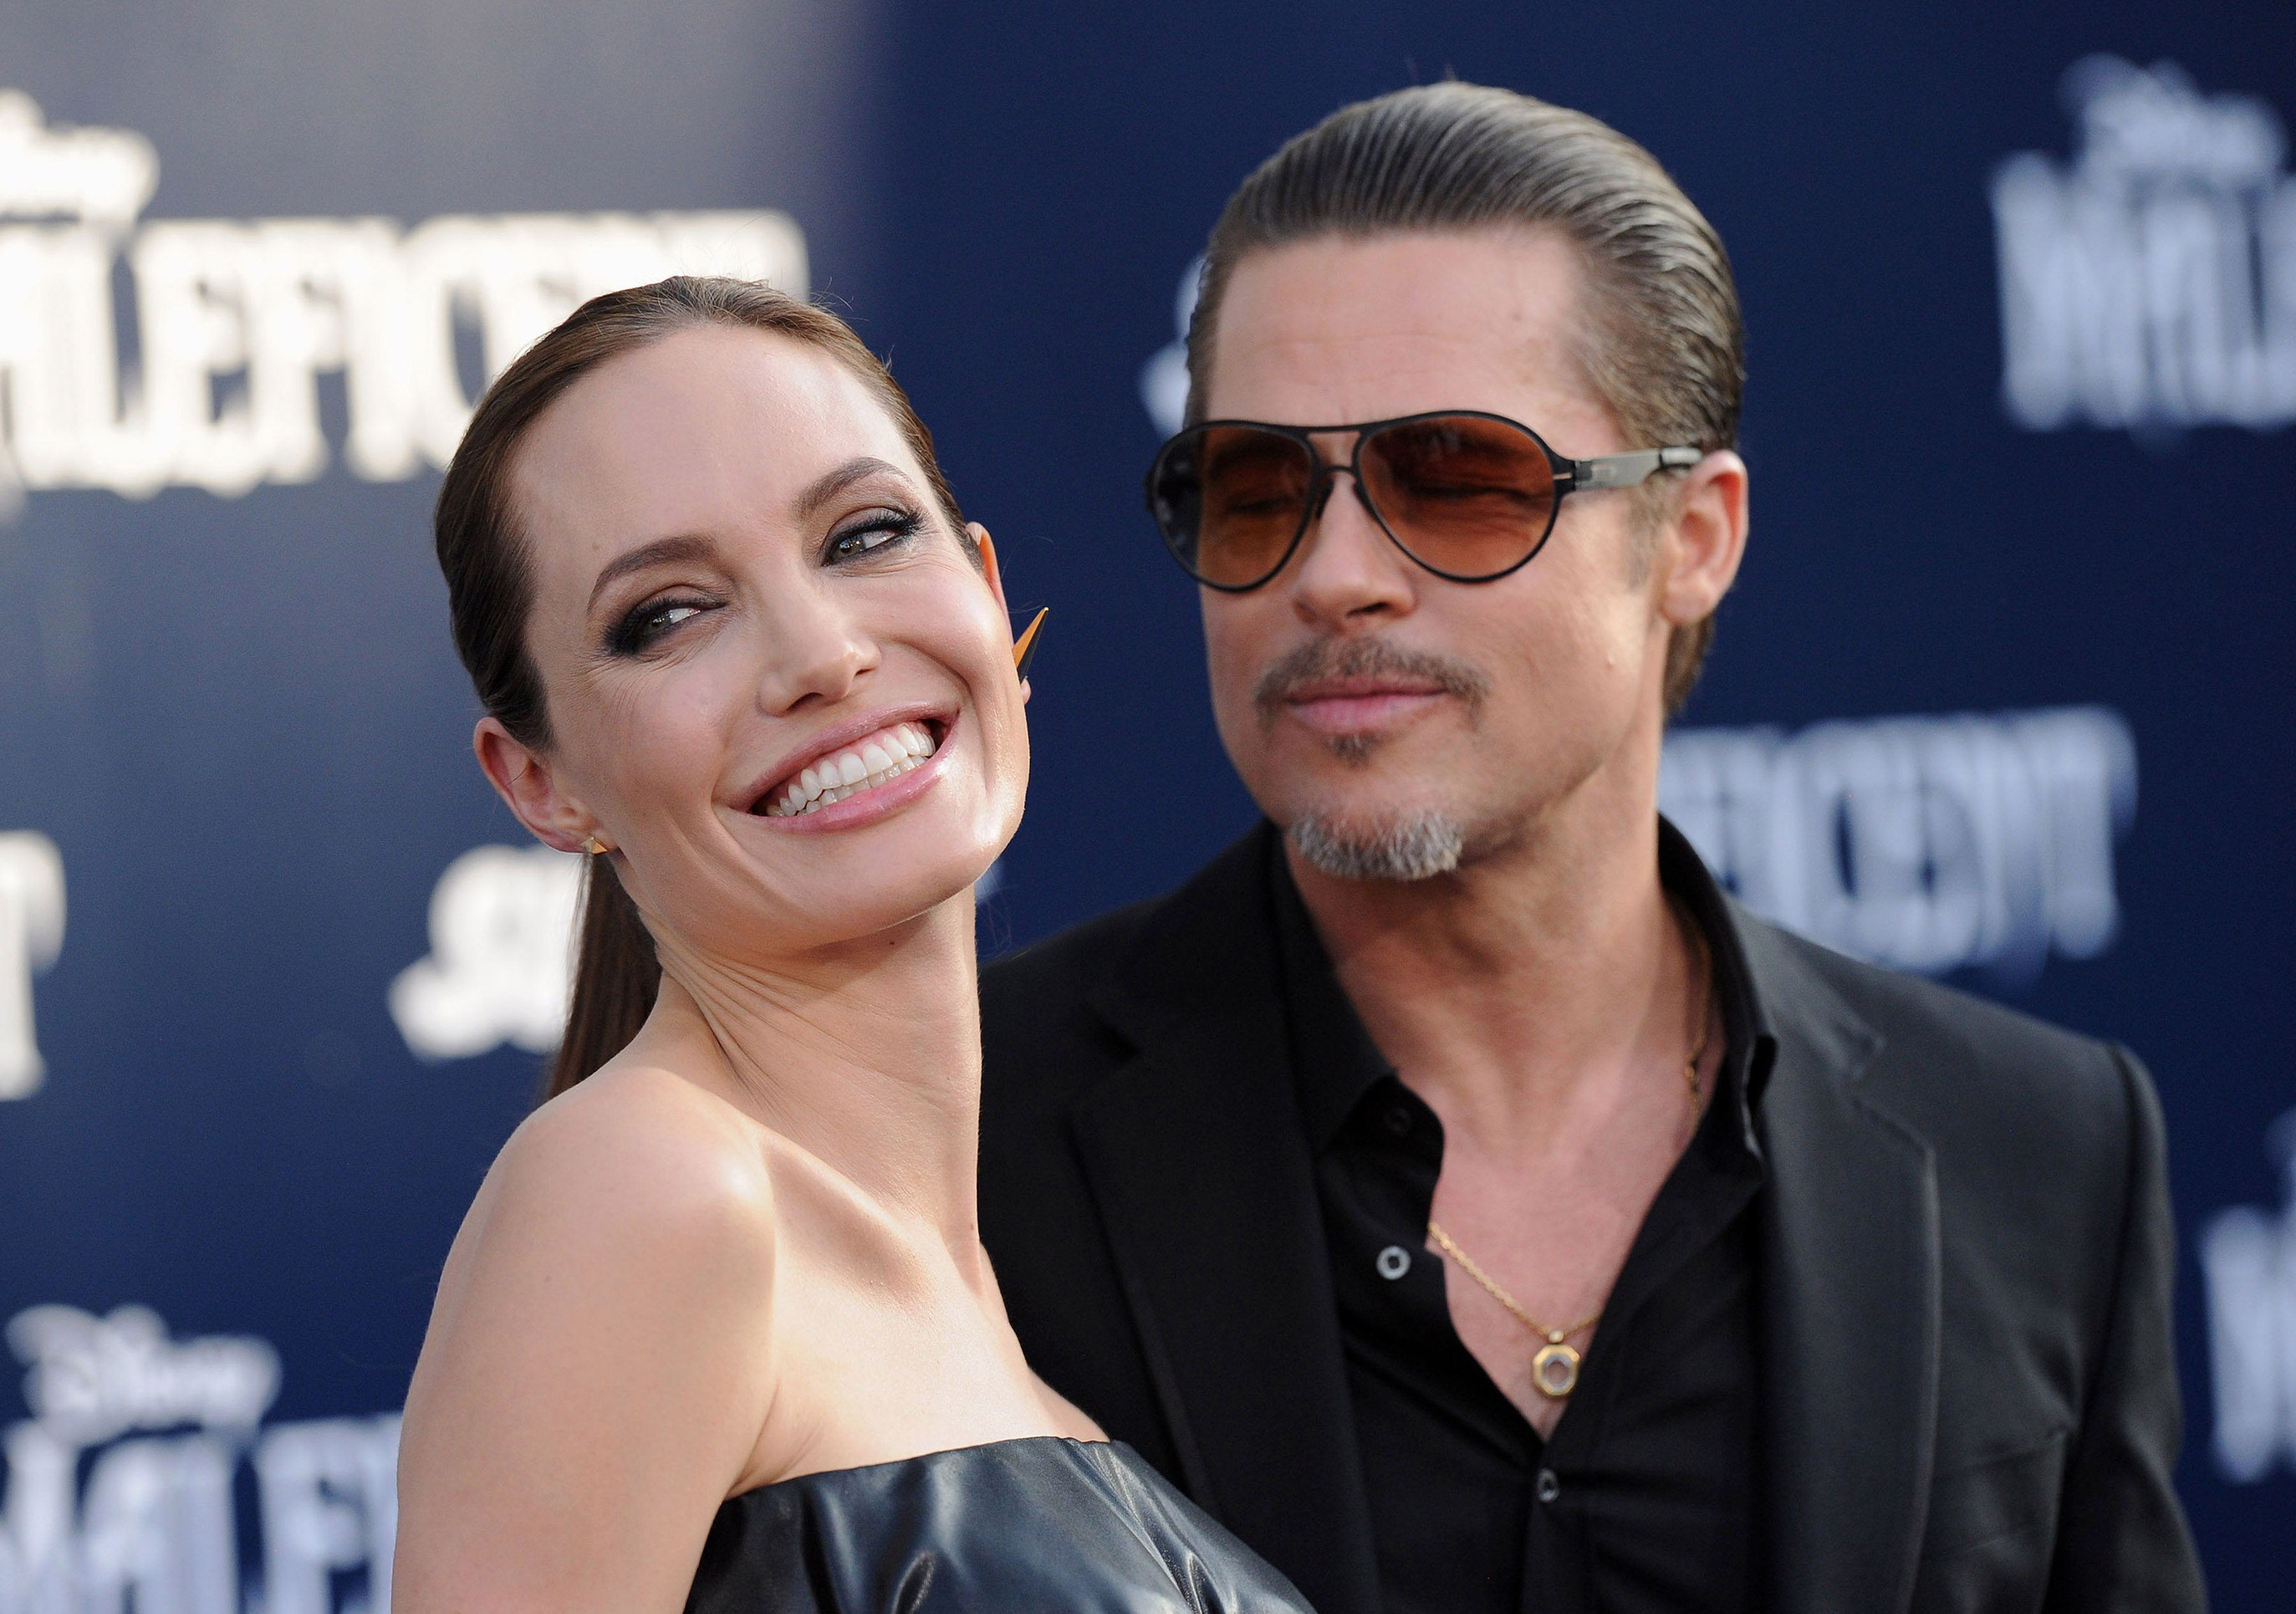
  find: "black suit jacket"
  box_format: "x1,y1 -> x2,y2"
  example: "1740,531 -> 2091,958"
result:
978,824 -> 2205,1614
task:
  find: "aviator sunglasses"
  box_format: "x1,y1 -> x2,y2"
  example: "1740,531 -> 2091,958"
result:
1145,411 -> 1702,591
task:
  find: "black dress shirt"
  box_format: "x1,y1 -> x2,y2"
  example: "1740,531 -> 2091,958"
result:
1269,835 -> 1769,1614
980,819 -> 2205,1614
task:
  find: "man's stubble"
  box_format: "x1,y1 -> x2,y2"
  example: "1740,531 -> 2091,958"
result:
1252,637 -> 1489,884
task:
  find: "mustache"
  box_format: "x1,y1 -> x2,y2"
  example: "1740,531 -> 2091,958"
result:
1251,636 -> 1490,725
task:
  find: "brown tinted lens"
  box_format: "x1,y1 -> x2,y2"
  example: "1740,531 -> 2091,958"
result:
1193,425 -> 1317,587
1359,415 -> 1557,578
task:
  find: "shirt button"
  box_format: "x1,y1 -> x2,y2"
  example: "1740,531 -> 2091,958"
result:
1536,1469 -> 1561,1504
1381,1106 -> 1413,1138
1374,1245 -> 1413,1280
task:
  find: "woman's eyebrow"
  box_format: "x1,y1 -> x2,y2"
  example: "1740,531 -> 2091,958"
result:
587,533 -> 718,612
794,456 -> 907,521
583,459 -> 909,611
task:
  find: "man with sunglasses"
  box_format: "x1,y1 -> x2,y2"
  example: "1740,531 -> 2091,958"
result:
978,84 -> 2202,1614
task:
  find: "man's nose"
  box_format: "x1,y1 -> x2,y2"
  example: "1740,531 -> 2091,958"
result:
1286,466 -> 1417,625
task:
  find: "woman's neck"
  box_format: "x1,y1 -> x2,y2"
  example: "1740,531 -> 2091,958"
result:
636,894 -> 987,1260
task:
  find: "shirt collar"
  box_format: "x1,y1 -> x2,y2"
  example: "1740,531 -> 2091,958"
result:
1657,814 -> 1773,1156
1268,816 -> 1771,1158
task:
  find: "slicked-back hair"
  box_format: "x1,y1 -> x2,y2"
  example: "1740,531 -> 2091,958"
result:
1186,84 -> 1745,714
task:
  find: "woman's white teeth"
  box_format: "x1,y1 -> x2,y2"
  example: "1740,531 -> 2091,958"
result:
765,723 -> 938,817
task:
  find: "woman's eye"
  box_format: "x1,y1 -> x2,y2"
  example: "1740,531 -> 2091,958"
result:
827,511 -> 922,563
607,598 -> 716,656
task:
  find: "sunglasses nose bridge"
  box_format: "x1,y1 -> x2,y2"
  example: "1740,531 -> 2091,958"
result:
1300,466 -> 1394,584
1302,421 -> 1374,511
1304,460 -> 1381,529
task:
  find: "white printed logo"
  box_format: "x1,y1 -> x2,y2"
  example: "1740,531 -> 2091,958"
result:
2199,1111 -> 2296,1483
389,844 -> 584,1062
0,1304 -> 400,1613
0,833 -> 64,1101
1991,57 -> 2296,433
0,91 -> 806,507
1661,707 -> 2134,979
1138,256 -> 1201,439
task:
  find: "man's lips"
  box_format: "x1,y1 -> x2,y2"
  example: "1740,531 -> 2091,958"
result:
1279,680 -> 1450,735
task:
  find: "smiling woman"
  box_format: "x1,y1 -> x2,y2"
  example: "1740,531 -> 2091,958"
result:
393,277 -> 1313,1614
431,278 -> 978,1098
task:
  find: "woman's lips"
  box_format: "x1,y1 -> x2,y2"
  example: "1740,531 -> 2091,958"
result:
755,720 -> 940,819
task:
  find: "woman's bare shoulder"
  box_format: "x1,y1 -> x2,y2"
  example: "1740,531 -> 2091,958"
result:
492,1062 -> 776,1230
414,1062 -> 786,1441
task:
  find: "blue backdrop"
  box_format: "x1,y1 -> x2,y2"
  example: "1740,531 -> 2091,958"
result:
0,1 -> 2288,1608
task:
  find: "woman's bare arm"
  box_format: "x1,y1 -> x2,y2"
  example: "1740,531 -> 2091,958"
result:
394,1071 -> 778,1614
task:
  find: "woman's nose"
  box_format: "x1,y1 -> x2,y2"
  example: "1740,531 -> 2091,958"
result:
754,599 -> 877,714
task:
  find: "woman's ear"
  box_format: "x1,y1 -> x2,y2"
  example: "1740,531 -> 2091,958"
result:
473,717 -> 601,853
971,524 -> 1033,703
970,522 -> 1011,615
1658,450 -> 1749,629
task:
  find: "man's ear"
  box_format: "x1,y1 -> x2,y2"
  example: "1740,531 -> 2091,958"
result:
473,718 -> 601,853
1658,450 -> 1749,629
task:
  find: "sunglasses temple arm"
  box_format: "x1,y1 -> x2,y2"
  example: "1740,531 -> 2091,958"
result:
1571,446 -> 1705,490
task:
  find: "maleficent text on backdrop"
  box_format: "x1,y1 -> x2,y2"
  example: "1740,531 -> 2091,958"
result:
0,93 -> 805,505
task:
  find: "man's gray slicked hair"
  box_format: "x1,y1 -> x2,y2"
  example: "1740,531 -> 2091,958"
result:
1185,83 -> 1746,715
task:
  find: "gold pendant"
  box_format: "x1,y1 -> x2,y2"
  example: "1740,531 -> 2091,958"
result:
1531,1339 -> 1582,1399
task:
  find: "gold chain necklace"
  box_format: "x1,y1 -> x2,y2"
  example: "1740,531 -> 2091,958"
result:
1425,913 -> 1714,1402
1424,1222 -> 1606,1398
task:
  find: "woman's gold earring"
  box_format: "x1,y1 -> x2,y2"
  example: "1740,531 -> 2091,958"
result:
1012,608 -> 1049,682
582,835 -> 608,856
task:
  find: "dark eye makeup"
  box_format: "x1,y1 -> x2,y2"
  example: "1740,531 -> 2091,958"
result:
605,594 -> 721,657
825,507 -> 925,564
599,506 -> 930,659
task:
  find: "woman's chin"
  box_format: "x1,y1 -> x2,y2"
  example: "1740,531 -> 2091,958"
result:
776,876 -> 987,956
744,839 -> 1003,955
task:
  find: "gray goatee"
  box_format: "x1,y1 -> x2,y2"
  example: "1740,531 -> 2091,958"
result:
1288,811 -> 1466,883
1256,637 -> 1485,883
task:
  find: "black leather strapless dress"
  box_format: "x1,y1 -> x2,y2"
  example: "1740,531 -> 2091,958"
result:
684,1437 -> 1312,1613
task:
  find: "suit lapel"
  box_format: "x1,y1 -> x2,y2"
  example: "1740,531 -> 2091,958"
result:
1065,835 -> 1942,1614
1732,913 -> 1940,1614
1070,828 -> 1383,1614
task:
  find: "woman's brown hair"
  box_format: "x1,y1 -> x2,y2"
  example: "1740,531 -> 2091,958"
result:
434,275 -> 967,1102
